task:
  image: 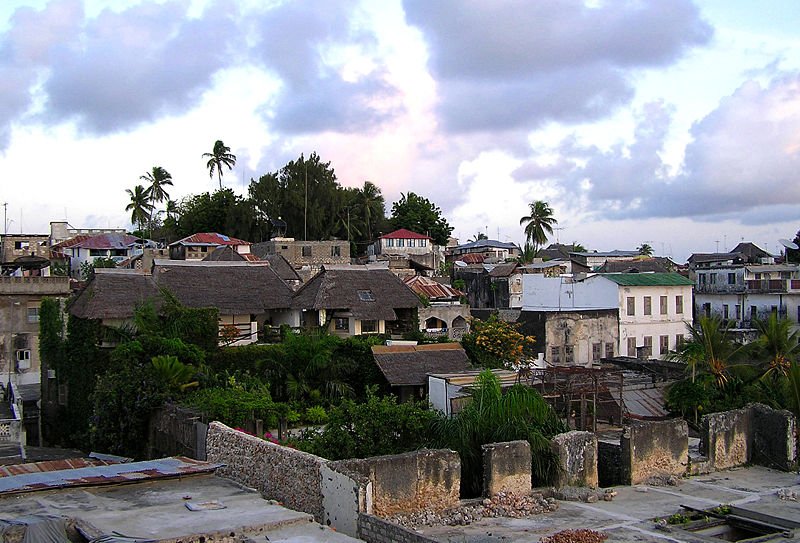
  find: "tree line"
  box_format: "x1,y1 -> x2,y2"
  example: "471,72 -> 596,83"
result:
126,144 -> 454,254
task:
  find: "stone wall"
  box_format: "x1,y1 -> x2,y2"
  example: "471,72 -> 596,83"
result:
701,407 -> 752,471
751,404 -> 797,470
701,404 -> 797,472
357,513 -> 439,543
621,419 -> 688,485
551,431 -> 598,488
336,449 -> 460,517
206,421 -> 327,522
148,403 -> 208,460
482,440 -> 531,496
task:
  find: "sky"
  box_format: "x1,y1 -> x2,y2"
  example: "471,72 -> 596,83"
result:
0,0 -> 798,262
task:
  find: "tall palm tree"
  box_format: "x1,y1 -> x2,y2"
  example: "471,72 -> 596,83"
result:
140,166 -> 173,236
355,181 -> 385,242
672,315 -> 743,386
125,185 -> 154,234
519,200 -> 557,258
637,242 -> 654,256
202,140 -> 236,190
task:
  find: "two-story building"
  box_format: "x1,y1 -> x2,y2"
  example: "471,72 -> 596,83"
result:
450,239 -> 520,263
52,232 -> 151,277
251,238 -> 350,282
169,233 -> 252,261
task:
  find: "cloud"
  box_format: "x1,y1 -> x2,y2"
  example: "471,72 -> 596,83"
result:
250,0 -> 403,134
517,73 -> 800,224
42,1 -> 241,133
403,0 -> 712,132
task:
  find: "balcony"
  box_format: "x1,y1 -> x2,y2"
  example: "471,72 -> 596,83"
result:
694,283 -> 746,294
745,279 -> 787,293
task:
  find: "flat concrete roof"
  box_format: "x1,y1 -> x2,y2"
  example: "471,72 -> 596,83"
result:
0,472 -> 361,542
412,466 -> 800,542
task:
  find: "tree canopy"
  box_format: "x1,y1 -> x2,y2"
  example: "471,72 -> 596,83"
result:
203,140 -> 236,189
519,200 -> 557,258
389,192 -> 453,246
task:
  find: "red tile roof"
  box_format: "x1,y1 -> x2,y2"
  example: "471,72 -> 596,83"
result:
379,228 -> 431,240
69,233 -> 141,250
170,232 -> 251,247
403,275 -> 463,300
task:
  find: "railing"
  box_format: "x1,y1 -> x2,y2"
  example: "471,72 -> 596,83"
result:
218,322 -> 258,346
745,279 -> 787,293
694,284 -> 745,294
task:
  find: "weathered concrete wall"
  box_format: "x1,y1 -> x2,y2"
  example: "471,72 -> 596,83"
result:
336,449 -> 460,517
551,431 -> 598,488
751,404 -> 797,471
701,407 -> 752,471
621,419 -> 688,485
482,440 -> 531,496
358,513 -> 439,543
148,403 -> 208,460
321,462 -> 372,538
206,421 -> 326,522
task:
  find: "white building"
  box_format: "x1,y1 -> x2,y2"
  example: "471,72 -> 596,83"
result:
523,272 -> 694,358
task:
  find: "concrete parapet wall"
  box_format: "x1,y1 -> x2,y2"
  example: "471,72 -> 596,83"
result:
206,421 -> 326,522
482,440 -> 531,496
358,513 -> 439,543
336,449 -> 460,517
322,462 -> 372,538
701,407 -> 752,471
551,431 -> 598,489
621,419 -> 688,485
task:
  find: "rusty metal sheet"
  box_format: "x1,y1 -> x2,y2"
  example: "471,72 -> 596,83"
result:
0,456 -> 221,495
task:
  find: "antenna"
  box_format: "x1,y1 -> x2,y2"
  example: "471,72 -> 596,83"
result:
553,226 -> 566,244
779,238 -> 798,250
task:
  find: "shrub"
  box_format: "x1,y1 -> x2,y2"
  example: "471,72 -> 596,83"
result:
182,386 -> 278,429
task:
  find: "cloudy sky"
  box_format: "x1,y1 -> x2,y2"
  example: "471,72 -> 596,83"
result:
0,0 -> 798,261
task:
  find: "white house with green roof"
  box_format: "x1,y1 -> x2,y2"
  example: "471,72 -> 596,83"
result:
523,272 -> 693,361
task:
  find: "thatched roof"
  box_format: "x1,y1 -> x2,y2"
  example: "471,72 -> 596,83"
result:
292,265 -> 420,320
262,254 -> 302,284
372,343 -> 471,386
70,261 -> 294,319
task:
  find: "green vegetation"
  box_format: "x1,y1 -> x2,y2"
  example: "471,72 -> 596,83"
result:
519,200 -> 557,258
461,313 -> 536,369
390,191 -> 453,246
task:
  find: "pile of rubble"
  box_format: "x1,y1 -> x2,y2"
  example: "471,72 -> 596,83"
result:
390,492 -> 558,527
540,529 -> 608,543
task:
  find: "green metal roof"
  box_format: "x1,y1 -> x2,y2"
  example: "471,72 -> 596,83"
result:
601,272 -> 693,286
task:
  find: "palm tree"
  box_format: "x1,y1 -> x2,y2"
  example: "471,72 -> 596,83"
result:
355,181 -> 385,242
637,243 -> 654,256
468,232 -> 488,242
140,166 -> 173,236
165,199 -> 178,220
672,315 -> 743,386
202,140 -> 236,189
752,313 -> 800,380
125,185 -> 154,234
519,200 -> 557,258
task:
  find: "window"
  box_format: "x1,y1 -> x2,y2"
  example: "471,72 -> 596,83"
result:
660,296 -> 668,315
703,303 -> 711,317
644,296 -> 652,316
627,337 -> 637,357
15,349 -> 30,362
676,334 -> 685,348
750,306 -> 757,320
334,317 -> 349,331
397,239 -> 405,247
302,245 -> 312,257
565,345 -> 574,364
605,343 -> 614,359
626,297 -> 635,316
723,304 -> 729,319
699,274 -> 706,285
709,274 -> 716,285
592,343 -> 601,363
14,241 -> 30,250
89,249 -> 106,256
361,320 -> 378,333
550,346 -> 561,364
728,273 -> 736,285
27,306 -> 39,323
676,295 -> 683,314
281,245 -> 289,250
331,245 -> 341,257
771,305 -> 778,315
420,239 -> 427,247
357,289 -> 376,301
735,305 -> 741,319
58,384 -> 69,406
755,273 -> 762,280
659,335 -> 669,355
386,239 -> 394,247
407,239 -> 415,247
643,336 -> 653,357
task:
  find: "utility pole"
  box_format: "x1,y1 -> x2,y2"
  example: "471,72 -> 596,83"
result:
304,162 -> 308,242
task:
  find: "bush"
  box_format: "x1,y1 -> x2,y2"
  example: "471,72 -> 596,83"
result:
461,313 -> 536,368
182,386 -> 279,429
297,388 -> 437,460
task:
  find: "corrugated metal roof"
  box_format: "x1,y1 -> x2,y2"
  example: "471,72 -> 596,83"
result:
0,457 -> 220,495
70,233 -> 141,250
622,386 -> 669,420
601,272 -> 693,286
403,275 -> 463,299
170,232 -> 251,247
0,457 -> 118,478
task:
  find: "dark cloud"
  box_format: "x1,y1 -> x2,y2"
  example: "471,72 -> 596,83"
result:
42,1 -> 241,133
403,0 -> 712,132
250,0 -> 402,134
518,74 -> 800,225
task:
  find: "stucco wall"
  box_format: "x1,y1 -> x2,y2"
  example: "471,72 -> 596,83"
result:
701,407 -> 752,471
551,431 -> 598,488
321,462 -> 372,538
751,404 -> 797,470
482,440 -> 531,496
335,449 -> 460,517
621,419 -> 688,485
206,421 -> 326,522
